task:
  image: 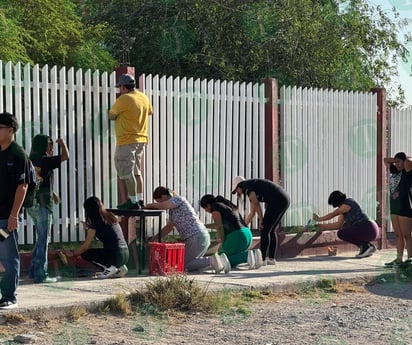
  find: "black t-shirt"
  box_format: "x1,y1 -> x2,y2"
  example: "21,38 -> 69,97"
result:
32,155 -> 61,209
211,202 -> 245,236
0,142 -> 30,218
90,221 -> 128,251
398,169 -> 412,213
238,179 -> 289,204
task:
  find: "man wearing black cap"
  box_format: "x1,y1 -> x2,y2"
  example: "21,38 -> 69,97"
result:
0,112 -> 31,309
108,74 -> 153,209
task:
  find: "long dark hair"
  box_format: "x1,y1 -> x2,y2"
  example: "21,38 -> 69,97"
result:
200,194 -> 238,210
84,196 -> 117,225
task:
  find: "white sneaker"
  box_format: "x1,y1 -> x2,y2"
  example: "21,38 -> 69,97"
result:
209,253 -> 224,273
247,250 -> 256,269
115,265 -> 128,278
266,258 -> 277,265
97,265 -> 119,279
219,253 -> 231,274
253,249 -> 264,269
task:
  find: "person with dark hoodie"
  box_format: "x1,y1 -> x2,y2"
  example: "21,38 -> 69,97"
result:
27,134 -> 69,283
0,112 -> 32,309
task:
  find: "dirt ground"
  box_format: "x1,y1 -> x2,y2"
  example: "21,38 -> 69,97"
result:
1,281 -> 412,345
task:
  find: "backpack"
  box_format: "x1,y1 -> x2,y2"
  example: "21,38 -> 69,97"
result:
6,144 -> 40,208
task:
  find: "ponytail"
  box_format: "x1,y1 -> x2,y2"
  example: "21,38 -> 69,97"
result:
215,195 -> 237,210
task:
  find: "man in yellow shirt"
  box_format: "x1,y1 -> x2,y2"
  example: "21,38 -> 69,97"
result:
108,74 -> 153,209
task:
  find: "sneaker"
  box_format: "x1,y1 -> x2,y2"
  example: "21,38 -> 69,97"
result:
247,250 -> 256,269
0,299 -> 17,310
57,251 -> 68,265
115,265 -> 128,278
266,258 -> 277,265
117,199 -> 139,210
35,277 -> 59,284
138,200 -> 145,209
97,265 -> 119,279
219,253 -> 231,274
356,244 -> 375,258
384,259 -> 402,267
209,253 -> 224,273
253,249 -> 264,269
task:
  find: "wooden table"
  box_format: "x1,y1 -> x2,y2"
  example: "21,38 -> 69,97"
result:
107,208 -> 165,274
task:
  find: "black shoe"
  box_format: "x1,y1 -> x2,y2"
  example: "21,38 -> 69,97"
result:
117,199 -> 140,210
384,259 -> 402,267
0,299 -> 17,309
138,200 -> 145,209
356,243 -> 375,258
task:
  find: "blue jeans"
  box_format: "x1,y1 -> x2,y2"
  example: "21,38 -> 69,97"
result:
27,205 -> 53,282
0,218 -> 20,303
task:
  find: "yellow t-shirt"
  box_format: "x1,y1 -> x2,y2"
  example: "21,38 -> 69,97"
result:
109,90 -> 153,145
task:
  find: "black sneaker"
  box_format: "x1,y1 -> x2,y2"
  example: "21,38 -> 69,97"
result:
356,244 -> 368,257
384,259 -> 402,267
138,200 -> 145,209
356,243 -> 375,258
117,199 -> 139,210
0,299 -> 17,310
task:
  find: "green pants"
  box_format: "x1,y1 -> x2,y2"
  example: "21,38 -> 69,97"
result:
219,227 -> 253,267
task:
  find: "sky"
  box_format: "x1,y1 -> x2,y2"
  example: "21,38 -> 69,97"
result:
371,0 -> 412,105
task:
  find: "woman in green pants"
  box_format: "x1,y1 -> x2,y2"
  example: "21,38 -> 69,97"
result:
200,194 -> 263,269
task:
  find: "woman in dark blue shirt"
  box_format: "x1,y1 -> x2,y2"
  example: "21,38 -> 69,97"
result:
313,191 -> 379,258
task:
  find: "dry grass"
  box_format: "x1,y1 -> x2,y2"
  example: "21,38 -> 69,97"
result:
68,305 -> 88,320
99,293 -> 132,315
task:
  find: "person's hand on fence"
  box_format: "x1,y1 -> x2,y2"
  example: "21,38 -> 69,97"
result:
52,192 -> 61,204
80,221 -> 89,230
312,213 -> 321,221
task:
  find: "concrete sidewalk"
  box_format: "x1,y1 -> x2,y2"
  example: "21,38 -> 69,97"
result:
9,249 -> 397,314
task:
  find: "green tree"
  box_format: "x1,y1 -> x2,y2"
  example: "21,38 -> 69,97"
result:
0,0 -> 116,71
78,0 -> 411,102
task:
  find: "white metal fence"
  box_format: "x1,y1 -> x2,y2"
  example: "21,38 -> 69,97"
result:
0,61 -> 118,244
279,86 -> 378,227
388,107 -> 412,159
2,59 -> 400,244
0,60 -> 267,244
141,74 -> 267,226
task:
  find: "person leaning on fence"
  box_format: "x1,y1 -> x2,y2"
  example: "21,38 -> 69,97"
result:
231,176 -> 290,265
108,74 -> 153,210
26,134 -> 69,284
0,112 -> 33,309
200,194 -> 263,269
64,196 -> 129,279
384,152 -> 412,264
312,190 -> 379,258
145,186 -> 231,274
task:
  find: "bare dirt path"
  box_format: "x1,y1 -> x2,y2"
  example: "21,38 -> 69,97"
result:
1,281 -> 411,345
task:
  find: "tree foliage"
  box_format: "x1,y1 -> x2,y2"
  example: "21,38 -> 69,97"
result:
0,0 -> 115,71
81,0 -> 410,103
0,0 -> 409,103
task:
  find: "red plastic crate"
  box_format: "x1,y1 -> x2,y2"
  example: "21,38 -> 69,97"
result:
149,242 -> 185,275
